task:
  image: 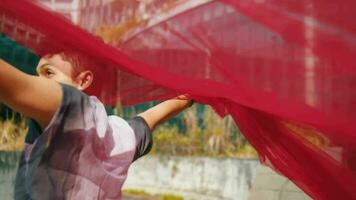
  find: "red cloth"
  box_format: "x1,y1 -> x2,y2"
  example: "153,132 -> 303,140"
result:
1,0 -> 356,199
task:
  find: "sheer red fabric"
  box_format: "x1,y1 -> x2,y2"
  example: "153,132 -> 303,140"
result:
1,0 -> 356,199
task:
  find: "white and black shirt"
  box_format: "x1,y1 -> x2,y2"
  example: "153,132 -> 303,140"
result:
15,83 -> 152,200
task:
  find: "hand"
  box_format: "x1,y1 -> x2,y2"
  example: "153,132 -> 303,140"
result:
176,94 -> 194,107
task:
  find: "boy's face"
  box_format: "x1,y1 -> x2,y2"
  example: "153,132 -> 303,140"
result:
36,53 -> 93,91
36,54 -> 77,86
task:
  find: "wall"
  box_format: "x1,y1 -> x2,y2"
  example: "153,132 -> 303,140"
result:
123,156 -> 311,200
0,153 -> 310,200
123,156 -> 259,200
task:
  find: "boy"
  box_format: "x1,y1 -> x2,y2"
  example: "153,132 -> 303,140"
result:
0,52 -> 193,200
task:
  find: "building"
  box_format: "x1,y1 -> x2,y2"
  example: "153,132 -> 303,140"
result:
39,0 -> 114,32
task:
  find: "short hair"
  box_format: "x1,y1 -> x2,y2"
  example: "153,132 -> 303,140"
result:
43,51 -> 92,77
43,50 -> 115,101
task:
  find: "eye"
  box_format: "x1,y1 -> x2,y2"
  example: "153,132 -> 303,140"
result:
43,68 -> 55,78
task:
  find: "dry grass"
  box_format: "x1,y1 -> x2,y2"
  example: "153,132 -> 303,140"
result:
0,104 -> 257,158
123,189 -> 184,200
151,105 -> 258,158
0,118 -> 27,151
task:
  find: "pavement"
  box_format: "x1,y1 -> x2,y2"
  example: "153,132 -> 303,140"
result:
249,166 -> 311,200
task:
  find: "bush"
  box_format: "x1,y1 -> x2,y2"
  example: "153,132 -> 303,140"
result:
0,117 -> 27,151
0,103 -> 258,158
151,104 -> 257,158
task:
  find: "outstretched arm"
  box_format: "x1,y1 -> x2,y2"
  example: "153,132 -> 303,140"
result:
137,95 -> 193,131
0,59 -> 62,128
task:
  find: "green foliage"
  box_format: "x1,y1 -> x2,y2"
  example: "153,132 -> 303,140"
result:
150,104 -> 257,158
114,102 -> 258,158
0,102 -> 257,158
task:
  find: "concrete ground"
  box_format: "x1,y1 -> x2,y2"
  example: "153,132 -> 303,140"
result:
248,166 -> 311,200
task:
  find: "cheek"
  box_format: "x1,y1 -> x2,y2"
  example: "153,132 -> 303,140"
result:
53,74 -> 76,86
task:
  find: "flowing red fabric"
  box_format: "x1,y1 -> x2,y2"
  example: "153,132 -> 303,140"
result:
1,0 -> 356,199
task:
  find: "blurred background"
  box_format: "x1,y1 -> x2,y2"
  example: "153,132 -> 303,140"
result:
0,0 -> 312,199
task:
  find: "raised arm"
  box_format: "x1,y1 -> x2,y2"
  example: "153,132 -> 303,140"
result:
0,59 -> 62,128
137,95 -> 193,131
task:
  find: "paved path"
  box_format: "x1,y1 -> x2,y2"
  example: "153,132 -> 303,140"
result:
249,166 -> 311,200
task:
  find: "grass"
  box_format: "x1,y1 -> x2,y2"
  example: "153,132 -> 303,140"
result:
0,117 -> 27,151
0,104 -> 258,158
123,189 -> 184,200
150,104 -> 258,158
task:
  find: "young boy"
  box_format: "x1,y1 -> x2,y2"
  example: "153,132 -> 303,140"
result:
0,52 -> 193,200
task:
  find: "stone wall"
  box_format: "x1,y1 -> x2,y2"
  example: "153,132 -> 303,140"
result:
0,153 -> 311,200
123,156 -> 259,200
123,156 -> 311,200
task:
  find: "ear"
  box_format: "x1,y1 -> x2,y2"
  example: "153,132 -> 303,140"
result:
75,70 -> 93,91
